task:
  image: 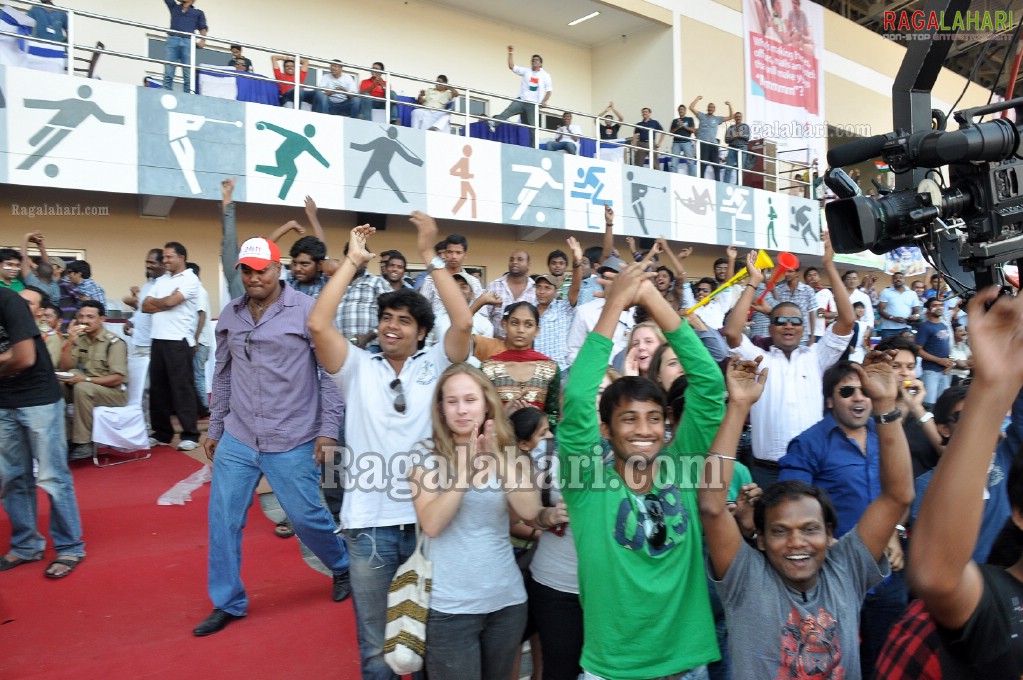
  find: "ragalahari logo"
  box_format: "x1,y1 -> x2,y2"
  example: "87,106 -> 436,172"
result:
882,10 -> 1013,41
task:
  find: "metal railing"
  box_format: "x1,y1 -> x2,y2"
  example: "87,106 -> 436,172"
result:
3,0 -> 814,195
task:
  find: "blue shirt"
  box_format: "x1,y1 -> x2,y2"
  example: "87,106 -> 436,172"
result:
28,5 -> 67,42
915,320 -> 950,371
877,286 -> 919,330
164,0 -> 208,34
633,119 -> 663,144
911,387 -> 1023,563
779,413 -> 880,537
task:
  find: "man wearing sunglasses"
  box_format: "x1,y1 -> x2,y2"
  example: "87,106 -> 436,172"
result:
195,237 -> 349,637
723,236 -> 855,490
308,213 -> 472,680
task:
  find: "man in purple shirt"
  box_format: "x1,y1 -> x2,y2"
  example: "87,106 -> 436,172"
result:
193,237 -> 348,637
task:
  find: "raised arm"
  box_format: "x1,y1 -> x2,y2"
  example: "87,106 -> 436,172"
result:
20,232 -> 39,280
566,236 -> 583,307
910,289 -> 1023,630
853,352 -> 914,561
699,358 -> 766,578
822,232 -> 854,336
723,250 -> 765,348
411,212 -> 471,363
689,95 -> 703,115
308,224 -> 375,374
266,220 -> 305,244
506,45 -> 516,70
601,205 -> 615,262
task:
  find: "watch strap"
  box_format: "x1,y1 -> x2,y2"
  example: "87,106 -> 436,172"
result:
873,407 -> 903,425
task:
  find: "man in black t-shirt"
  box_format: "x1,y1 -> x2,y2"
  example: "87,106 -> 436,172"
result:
0,287 -> 86,579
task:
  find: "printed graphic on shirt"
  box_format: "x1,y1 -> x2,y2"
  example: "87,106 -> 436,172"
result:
528,76 -> 539,92
777,607 -> 843,679
613,485 -> 688,556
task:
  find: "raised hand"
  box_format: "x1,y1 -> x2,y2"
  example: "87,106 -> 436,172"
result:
678,246 -> 693,260
601,261 -> 654,310
623,346 -> 641,376
822,231 -> 834,264
347,224 -> 375,266
221,177 -> 236,196
964,287 -> 1023,387
726,245 -> 738,259
410,211 -> 439,259
477,291 -> 503,307
745,250 -> 765,287
566,236 -> 583,263
625,236 -> 637,254
604,204 -> 614,225
304,195 -> 318,216
725,356 -> 767,406
856,349 -> 900,403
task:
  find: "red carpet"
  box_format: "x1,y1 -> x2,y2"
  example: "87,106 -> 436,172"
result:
0,448 -> 362,679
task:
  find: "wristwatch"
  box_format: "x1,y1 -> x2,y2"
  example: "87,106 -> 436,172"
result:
86,377 -> 92,383
918,412 -> 934,424
424,256 -> 446,274
873,407 -> 903,425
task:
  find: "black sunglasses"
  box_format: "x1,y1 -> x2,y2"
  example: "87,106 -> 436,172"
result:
643,494 -> 667,549
390,379 -> 406,414
244,329 -> 255,361
837,385 -> 866,399
771,316 -> 804,327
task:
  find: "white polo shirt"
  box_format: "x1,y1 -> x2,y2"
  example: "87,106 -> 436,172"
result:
732,326 -> 852,462
565,298 -> 635,365
331,338 -> 454,529
148,269 -> 200,346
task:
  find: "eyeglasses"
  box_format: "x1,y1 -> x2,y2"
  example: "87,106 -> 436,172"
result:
771,316 -> 804,327
642,494 -> 666,549
244,329 -> 255,361
837,385 -> 866,398
390,379 -> 406,414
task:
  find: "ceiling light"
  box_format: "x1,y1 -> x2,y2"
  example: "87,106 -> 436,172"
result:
568,11 -> 600,26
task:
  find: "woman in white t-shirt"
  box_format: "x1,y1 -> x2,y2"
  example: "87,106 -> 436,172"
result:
408,364 -> 567,680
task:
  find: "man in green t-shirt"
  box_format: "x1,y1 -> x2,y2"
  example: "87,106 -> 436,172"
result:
0,249 -> 26,293
558,260 -> 726,679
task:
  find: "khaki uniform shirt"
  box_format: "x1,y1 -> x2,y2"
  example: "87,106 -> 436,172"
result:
71,329 -> 128,383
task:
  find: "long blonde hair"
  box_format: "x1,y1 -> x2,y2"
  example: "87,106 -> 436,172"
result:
429,363 -> 516,470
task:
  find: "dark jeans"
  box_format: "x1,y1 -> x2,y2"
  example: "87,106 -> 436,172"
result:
527,577 -> 583,680
861,570 -> 908,678
699,140 -> 722,181
149,338 -> 199,443
425,602 -> 528,680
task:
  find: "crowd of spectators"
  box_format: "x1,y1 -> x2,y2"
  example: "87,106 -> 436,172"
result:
5,173 -> 1022,678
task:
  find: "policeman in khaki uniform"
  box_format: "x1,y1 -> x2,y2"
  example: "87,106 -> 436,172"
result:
57,301 -> 128,460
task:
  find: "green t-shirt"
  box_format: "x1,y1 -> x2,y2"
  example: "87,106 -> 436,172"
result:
558,323 -> 726,679
0,278 -> 25,293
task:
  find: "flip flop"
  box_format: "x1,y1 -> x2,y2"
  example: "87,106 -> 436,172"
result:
44,556 -> 83,579
0,553 -> 43,571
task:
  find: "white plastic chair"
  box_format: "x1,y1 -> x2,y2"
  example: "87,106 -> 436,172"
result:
91,355 -> 152,467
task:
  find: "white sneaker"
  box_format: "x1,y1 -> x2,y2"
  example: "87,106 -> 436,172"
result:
148,437 -> 169,448
177,440 -> 199,452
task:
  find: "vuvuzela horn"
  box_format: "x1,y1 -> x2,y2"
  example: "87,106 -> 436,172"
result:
685,250 -> 775,314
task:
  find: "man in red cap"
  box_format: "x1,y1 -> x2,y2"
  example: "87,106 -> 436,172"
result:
192,237 -> 349,637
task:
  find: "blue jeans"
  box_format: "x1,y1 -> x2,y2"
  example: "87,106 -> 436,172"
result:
726,146 -> 746,184
344,525 -> 421,680
207,432 -> 348,616
193,344 -> 209,409
921,369 -> 952,408
547,140 -> 578,154
672,140 -> 696,175
304,90 -> 352,116
352,96 -> 391,122
878,327 -> 910,339
163,35 -> 192,94
0,400 -> 85,558
426,603 -> 528,680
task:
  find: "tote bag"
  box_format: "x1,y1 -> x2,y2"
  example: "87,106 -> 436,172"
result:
383,529 -> 432,674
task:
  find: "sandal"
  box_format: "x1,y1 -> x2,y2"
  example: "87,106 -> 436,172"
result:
44,556 -> 83,579
274,520 -> 295,539
0,553 -> 43,571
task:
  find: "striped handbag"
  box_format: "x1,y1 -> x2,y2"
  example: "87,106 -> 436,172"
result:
384,529 -> 432,674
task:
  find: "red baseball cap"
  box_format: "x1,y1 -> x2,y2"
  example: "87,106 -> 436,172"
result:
236,238 -> 281,270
